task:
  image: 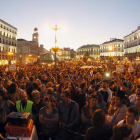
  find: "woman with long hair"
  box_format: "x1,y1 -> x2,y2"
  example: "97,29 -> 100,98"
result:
85,109 -> 113,140
8,82 -> 19,104
39,95 -> 59,140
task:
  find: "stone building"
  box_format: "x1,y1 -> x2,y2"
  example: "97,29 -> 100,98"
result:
76,44 -> 100,58
100,38 -> 124,61
124,26 -> 140,61
0,19 -> 17,65
17,28 -> 47,64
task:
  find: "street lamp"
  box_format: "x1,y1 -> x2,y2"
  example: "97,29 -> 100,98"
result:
49,25 -> 64,69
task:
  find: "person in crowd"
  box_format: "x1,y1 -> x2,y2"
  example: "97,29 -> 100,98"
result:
106,108 -> 115,125
0,89 -> 15,134
98,80 -> 112,104
27,82 -> 39,100
26,76 -> 34,90
96,91 -> 106,110
122,82 -> 132,97
109,96 -> 115,109
81,94 -> 99,133
78,82 -> 87,113
8,82 -> 19,104
135,95 -> 140,122
15,91 -> 38,121
124,95 -> 131,107
113,90 -> 127,124
129,86 -> 139,105
40,84 -> 47,99
39,95 -> 59,140
31,90 -> 44,112
85,109 -> 113,140
117,106 -> 140,140
58,90 -> 79,128
3,79 -> 10,92
112,124 -> 132,140
47,88 -> 57,107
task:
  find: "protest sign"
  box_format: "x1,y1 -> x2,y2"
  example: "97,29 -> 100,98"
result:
116,65 -> 124,72
9,65 -> 16,71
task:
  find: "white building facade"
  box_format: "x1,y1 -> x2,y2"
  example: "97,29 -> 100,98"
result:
0,19 -> 17,65
76,44 -> 100,58
100,39 -> 124,60
124,26 -> 140,61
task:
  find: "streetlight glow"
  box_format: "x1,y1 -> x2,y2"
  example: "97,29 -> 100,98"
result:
49,24 -> 64,69
109,47 -> 112,51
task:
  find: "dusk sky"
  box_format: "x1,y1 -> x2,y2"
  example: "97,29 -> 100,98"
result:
1,0 -> 140,51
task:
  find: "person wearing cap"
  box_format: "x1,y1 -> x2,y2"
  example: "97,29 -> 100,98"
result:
113,90 -> 127,124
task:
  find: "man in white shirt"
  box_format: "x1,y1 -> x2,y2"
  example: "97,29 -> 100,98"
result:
117,106 -> 140,140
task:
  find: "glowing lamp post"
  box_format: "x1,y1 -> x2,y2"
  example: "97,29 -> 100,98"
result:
48,25 -> 64,69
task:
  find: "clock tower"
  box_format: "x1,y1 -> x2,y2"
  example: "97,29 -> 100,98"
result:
32,28 -> 39,42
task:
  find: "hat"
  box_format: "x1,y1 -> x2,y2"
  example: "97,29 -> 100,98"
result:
115,90 -> 126,99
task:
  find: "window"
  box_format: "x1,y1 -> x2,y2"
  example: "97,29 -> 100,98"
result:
9,48 -> 10,52
0,38 -> 1,43
14,49 -> 15,53
2,55 -> 4,60
3,39 -> 5,44
6,48 -> 7,52
0,47 -> 1,52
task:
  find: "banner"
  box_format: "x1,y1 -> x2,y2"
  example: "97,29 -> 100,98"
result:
116,65 -> 124,72
9,65 -> 16,71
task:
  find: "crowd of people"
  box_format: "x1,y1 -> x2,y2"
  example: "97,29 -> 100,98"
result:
0,62 -> 140,140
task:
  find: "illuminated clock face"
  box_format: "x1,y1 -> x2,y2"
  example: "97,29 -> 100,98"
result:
34,36 -> 36,39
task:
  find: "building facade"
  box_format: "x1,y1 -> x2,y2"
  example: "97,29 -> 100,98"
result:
17,28 -> 47,64
124,26 -> 140,61
100,38 -> 124,61
76,44 -> 100,58
59,47 -> 76,60
0,19 -> 17,65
